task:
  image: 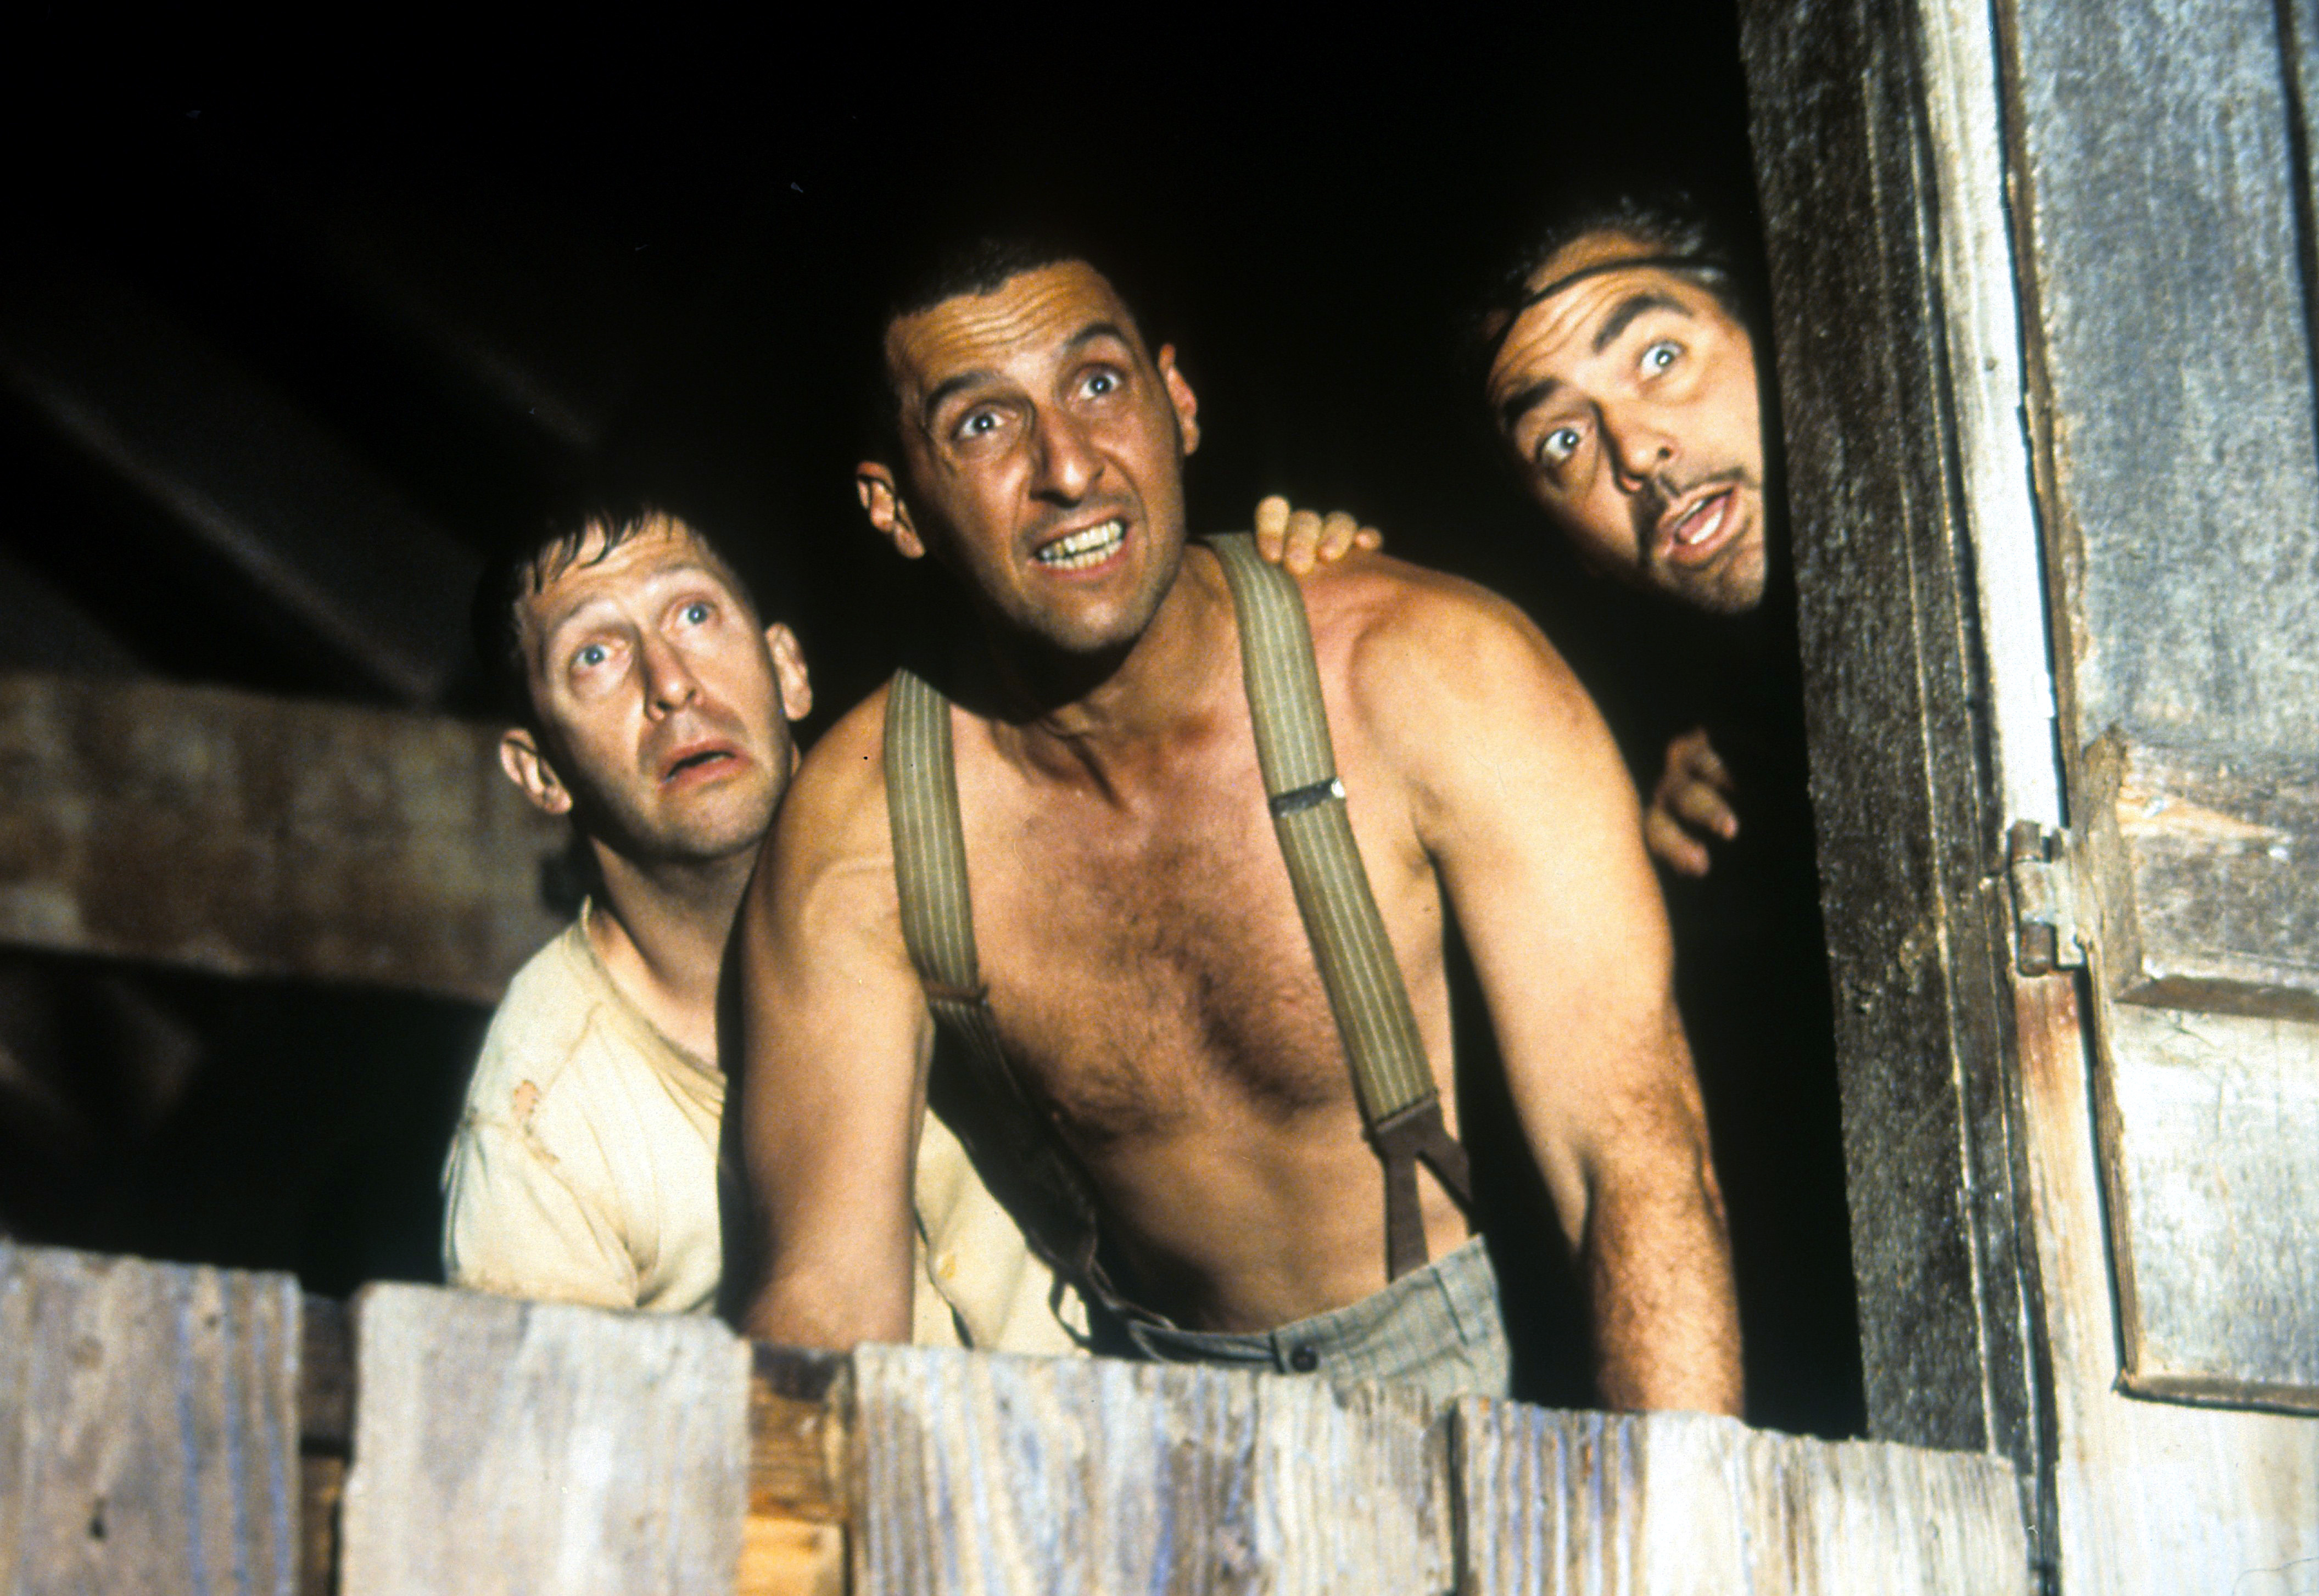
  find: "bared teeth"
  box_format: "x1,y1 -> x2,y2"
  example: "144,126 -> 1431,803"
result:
1035,518 -> 1125,569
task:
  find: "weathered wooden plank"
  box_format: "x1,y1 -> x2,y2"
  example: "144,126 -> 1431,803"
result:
2082,736 -> 2319,1021
1738,0 -> 2043,1468
0,672 -> 566,1003
0,1242 -> 301,1596
849,1345 -> 1451,1594
2008,0 -> 2319,775
2013,973 -> 2319,1589
740,1345 -> 848,1596
1451,1402 -> 2027,1594
336,1284 -> 748,1596
2094,1004 -> 2319,1408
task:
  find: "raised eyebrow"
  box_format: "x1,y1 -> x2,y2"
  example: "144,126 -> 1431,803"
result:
921,367 -> 1004,422
1064,320 -> 1135,356
1497,375 -> 1561,436
1592,291 -> 1691,355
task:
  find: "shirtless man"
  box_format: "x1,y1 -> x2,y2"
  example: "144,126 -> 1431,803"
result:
735,240 -> 1741,1410
441,502 -> 1072,1352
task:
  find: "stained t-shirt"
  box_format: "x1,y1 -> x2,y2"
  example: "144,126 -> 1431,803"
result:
440,905 -> 1080,1352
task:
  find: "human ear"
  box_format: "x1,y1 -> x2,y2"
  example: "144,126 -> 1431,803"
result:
856,464 -> 927,560
763,621 -> 813,722
499,727 -> 574,817
1158,344 -> 1201,457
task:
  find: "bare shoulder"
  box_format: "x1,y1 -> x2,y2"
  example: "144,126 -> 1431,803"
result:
1294,551 -> 1601,763
758,679 -> 899,922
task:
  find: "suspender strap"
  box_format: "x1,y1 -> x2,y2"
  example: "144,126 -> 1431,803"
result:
1206,533 -> 1473,1280
884,670 -> 1119,1309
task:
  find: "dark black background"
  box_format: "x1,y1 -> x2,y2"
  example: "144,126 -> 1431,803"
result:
0,4 -> 1859,1433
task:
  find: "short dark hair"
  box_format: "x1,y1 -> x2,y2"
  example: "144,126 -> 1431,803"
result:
471,500 -> 763,727
855,227 -> 1166,463
1471,189 -> 1748,376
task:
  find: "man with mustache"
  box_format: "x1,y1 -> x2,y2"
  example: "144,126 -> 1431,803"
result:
1479,193 -> 1768,876
1479,193 -> 1862,1433
440,503 -> 1076,1349
733,238 -> 1742,1410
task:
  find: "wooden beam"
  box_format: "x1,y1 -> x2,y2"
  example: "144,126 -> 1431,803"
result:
1737,0 -> 2047,1479
0,242 -> 478,706
0,671 -> 566,1004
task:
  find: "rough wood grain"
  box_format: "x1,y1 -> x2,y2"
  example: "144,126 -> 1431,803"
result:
2007,0 -> 2319,774
336,1284 -> 748,1596
2013,974 -> 2319,1589
849,1345 -> 1452,1595
2095,1004 -> 2319,1408
0,672 -> 566,1002
1452,1402 -> 2027,1594
2082,736 -> 2319,1021
0,1242 -> 302,1596
739,1345 -> 848,1596
1738,0 -> 2044,1469
2001,0 -> 2319,1413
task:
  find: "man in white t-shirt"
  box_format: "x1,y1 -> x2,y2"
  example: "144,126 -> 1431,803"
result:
440,502 -> 1076,1349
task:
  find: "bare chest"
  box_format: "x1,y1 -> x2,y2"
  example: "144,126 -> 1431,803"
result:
955,727 -> 1443,1149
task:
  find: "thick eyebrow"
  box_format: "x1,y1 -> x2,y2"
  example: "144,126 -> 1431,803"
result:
1593,291 -> 1690,354
921,367 -> 1002,421
1497,376 -> 1560,435
1065,320 -> 1133,354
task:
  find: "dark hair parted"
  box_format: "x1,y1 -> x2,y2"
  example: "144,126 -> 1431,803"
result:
1471,189 -> 1749,376
471,500 -> 764,727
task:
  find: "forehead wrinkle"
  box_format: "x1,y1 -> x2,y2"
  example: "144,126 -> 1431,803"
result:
891,264 -> 1139,413
1491,267 -> 1712,420
530,545 -> 735,655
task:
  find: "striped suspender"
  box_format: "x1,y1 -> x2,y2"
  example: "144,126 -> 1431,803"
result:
884,534 -> 1473,1291
1206,534 -> 1473,1280
884,671 -> 1111,1302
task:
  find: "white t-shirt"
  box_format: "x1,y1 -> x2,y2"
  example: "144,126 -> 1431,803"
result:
440,906 -> 1079,1352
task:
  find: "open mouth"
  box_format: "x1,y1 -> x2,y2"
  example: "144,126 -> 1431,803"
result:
1032,517 -> 1127,571
661,742 -> 742,785
1657,488 -> 1739,566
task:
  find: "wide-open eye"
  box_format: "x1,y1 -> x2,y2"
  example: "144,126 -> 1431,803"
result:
1640,338 -> 1683,376
680,600 -> 712,626
576,643 -> 608,669
1540,423 -> 1586,467
1081,367 -> 1120,399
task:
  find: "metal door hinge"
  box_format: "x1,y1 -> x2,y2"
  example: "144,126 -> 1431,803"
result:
2006,821 -> 2086,976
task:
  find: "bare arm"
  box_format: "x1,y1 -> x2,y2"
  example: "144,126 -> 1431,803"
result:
1358,580 -> 1742,1413
734,692 -> 931,1348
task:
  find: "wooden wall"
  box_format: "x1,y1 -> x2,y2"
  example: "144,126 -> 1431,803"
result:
0,1243 -> 2030,1595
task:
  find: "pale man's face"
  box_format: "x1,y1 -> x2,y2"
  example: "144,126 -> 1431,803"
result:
499,518 -> 811,865
856,260 -> 1203,657
1487,232 -> 1766,614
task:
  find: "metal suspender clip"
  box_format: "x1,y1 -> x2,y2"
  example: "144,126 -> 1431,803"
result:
1268,777 -> 1345,818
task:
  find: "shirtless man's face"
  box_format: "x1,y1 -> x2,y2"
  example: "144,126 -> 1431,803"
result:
501,518 -> 811,863
1487,232 -> 1766,614
859,260 -> 1203,656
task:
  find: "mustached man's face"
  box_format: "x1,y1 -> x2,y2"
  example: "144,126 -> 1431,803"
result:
499,518 -> 811,866
1487,232 -> 1766,614
856,260 -> 1202,658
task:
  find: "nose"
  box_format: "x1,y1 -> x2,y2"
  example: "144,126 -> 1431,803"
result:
639,632 -> 700,717
1601,402 -> 1679,493
1028,405 -> 1101,503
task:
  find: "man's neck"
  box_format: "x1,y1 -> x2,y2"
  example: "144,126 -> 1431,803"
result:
584,842 -> 755,1065
982,544 -> 1237,792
